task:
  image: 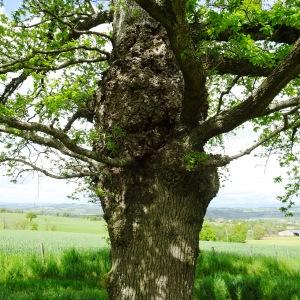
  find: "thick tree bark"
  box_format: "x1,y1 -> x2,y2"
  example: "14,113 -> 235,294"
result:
93,2 -> 220,299
100,160 -> 219,299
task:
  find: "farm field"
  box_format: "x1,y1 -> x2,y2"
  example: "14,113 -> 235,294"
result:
1,229 -> 300,260
1,213 -> 300,299
1,212 -> 300,258
200,238 -> 300,259
0,212 -> 108,234
0,230 -> 108,254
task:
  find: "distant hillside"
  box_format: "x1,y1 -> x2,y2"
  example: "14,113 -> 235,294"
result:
206,206 -> 300,219
0,202 -> 299,219
0,202 -> 102,217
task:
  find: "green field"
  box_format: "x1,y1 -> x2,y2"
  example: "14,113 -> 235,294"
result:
200,238 -> 300,259
1,212 -> 300,259
0,249 -> 299,300
1,212 -> 300,299
0,230 -> 108,254
0,213 -> 108,235
1,229 -> 300,259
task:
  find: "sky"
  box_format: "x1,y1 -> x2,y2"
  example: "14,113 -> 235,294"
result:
0,0 -> 298,209
2,0 -> 20,13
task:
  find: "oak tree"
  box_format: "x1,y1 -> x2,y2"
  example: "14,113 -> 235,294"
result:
0,0 -> 299,298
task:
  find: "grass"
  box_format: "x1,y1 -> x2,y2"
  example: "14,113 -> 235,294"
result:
0,213 -> 108,235
194,251 -> 300,300
248,236 -> 300,246
1,213 -> 299,298
0,248 -> 299,300
0,249 -> 110,300
200,238 -> 300,259
2,229 -> 300,259
0,230 -> 108,254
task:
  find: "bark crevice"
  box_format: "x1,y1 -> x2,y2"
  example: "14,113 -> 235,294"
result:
94,2 -> 220,299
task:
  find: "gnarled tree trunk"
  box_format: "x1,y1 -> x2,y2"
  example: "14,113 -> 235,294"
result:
94,2 -> 220,299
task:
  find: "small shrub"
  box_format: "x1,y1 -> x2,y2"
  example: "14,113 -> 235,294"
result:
252,224 -> 267,240
200,223 -> 217,241
26,212 -> 37,222
31,223 -> 39,231
229,223 -> 248,243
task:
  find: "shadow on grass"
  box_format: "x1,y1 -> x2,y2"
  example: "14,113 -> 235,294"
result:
0,248 -> 110,300
0,279 -> 108,300
194,251 -> 300,300
1,248 -> 299,300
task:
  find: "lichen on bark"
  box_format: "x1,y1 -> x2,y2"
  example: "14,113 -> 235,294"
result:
92,2 -> 220,299
94,1 -> 183,159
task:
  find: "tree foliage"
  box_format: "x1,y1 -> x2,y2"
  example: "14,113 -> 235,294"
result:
200,222 -> 217,241
26,211 -> 37,222
0,0 -> 299,212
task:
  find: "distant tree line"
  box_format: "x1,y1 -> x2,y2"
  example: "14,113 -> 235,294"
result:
200,221 -> 270,243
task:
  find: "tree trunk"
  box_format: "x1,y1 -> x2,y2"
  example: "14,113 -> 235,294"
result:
93,2 -> 220,299
100,161 -> 219,299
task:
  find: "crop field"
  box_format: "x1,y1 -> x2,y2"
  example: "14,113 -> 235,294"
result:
200,238 -> 300,259
0,230 -> 108,254
0,213 -> 108,235
0,212 -> 299,259
0,213 -> 300,299
1,229 -> 300,260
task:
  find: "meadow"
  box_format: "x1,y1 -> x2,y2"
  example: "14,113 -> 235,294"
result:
0,212 -> 300,299
1,229 -> 300,260
0,249 -> 299,300
1,212 -> 300,258
0,212 -> 108,235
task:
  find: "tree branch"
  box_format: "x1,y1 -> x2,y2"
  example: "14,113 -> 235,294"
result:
23,57 -> 107,72
63,108 -> 94,132
0,156 -> 95,179
0,8 -> 112,77
133,0 -> 170,28
193,22 -> 300,45
264,96 -> 300,115
216,75 -> 240,115
69,10 -> 113,40
0,126 -> 97,166
33,45 -> 110,58
205,54 -> 273,76
192,38 -> 300,148
0,72 -> 29,104
207,118 -> 300,167
0,116 -> 133,167
0,48 -> 109,75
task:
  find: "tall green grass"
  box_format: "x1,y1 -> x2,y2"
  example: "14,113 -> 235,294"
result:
194,252 -> 300,300
0,249 -> 110,300
0,249 -> 299,300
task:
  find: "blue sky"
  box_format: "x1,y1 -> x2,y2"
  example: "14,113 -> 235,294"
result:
3,0 -> 22,14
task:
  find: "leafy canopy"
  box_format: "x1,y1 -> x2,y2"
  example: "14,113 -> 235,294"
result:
0,0 -> 299,212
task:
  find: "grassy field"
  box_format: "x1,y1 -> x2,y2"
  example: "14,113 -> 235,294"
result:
1,213 -> 300,299
0,212 -> 299,258
1,229 -> 300,259
0,213 -> 108,235
0,249 -> 110,300
200,238 -> 300,259
0,249 -> 299,300
0,230 -> 108,254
